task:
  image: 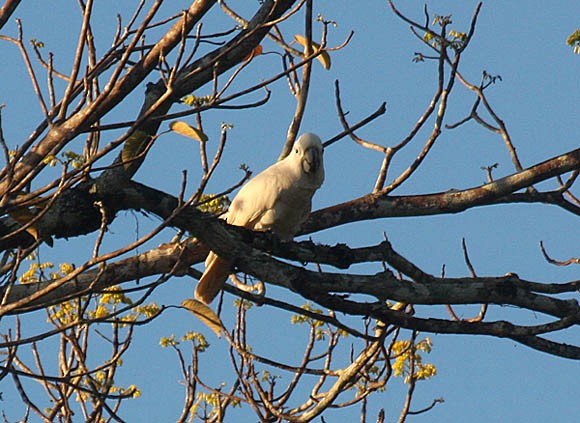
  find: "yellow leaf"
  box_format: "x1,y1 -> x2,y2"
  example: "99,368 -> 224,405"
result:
95,305 -> 108,318
8,207 -> 53,246
294,34 -> 331,70
181,298 -> 224,337
169,121 -> 208,142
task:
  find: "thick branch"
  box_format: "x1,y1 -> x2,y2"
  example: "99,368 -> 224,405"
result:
302,147 -> 580,233
1,239 -> 205,314
303,291 -> 580,359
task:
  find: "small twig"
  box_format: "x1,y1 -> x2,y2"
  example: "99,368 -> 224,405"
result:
398,331 -> 418,423
407,398 -> 445,416
13,20 -> 51,122
59,0 -> 94,120
481,163 -> 498,183
461,238 -> 488,322
334,81 -> 387,154
539,241 -> 580,266
191,123 -> 233,203
323,100 -> 387,149
281,0 -> 314,160
383,21 -> 460,194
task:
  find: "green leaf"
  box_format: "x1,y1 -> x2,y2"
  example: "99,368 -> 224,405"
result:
121,130 -> 149,170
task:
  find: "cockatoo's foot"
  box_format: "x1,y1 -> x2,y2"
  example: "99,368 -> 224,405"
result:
230,274 -> 265,303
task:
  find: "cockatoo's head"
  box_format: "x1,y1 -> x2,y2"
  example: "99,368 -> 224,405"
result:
292,133 -> 324,187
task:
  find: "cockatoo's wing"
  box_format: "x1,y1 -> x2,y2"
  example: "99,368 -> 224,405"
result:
227,163 -> 314,238
195,133 -> 324,304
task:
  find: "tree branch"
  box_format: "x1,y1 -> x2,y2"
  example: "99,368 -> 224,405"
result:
0,0 -> 21,31
302,147 -> 580,233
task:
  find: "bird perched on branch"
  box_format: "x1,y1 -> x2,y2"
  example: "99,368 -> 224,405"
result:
195,133 -> 325,304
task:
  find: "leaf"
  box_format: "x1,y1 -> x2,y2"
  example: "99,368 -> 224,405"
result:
181,298 -> 224,337
566,29 -> 580,54
244,44 -> 263,61
181,94 -> 212,107
294,34 -> 331,70
170,121 -> 208,142
121,129 -> 149,170
8,207 -> 53,246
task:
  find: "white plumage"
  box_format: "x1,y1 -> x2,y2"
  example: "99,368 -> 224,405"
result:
195,133 -> 325,304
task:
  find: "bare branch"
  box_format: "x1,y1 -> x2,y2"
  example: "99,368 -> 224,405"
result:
540,241 -> 580,266
0,0 -> 21,30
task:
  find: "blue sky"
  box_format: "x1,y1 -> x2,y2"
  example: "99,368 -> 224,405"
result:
1,1 -> 578,422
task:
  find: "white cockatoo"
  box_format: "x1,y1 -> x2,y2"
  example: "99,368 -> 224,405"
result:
195,133 -> 325,304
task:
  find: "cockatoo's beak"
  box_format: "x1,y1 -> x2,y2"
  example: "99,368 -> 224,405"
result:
302,147 -> 322,174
